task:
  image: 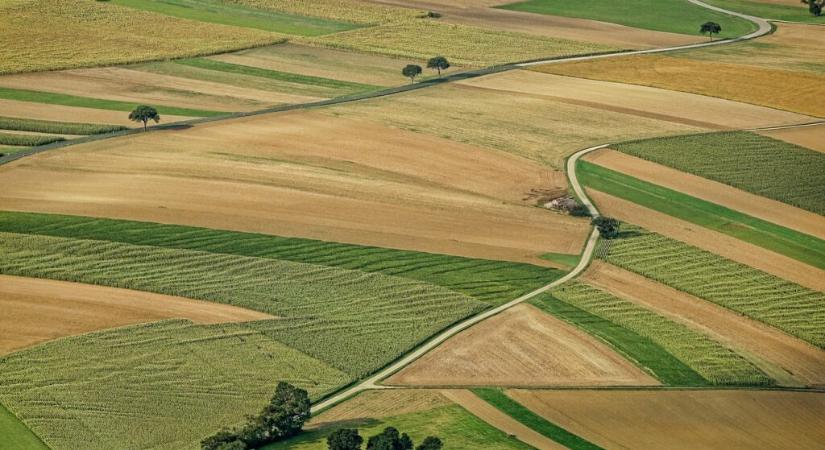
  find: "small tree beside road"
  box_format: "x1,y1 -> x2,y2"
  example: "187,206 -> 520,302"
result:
402,64 -> 423,83
699,21 -> 722,40
592,216 -> 620,239
128,105 -> 160,131
426,56 -> 450,77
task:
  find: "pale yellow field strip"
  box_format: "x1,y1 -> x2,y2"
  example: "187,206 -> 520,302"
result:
589,190 -> 825,291
0,275 -> 274,355
458,70 -> 814,129
386,303 -> 659,387
508,390 -> 825,450
308,389 -> 451,428
0,99 -> 193,127
441,389 -> 567,450
583,261 -> 825,387
758,123 -> 825,153
585,148 -> 825,239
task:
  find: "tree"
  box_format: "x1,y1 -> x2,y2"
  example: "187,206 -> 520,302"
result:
328,429 -> 363,450
202,430 -> 242,450
216,441 -> 247,450
802,0 -> 823,16
399,433 -> 413,450
367,427 -> 406,450
699,21 -> 721,40
128,105 -> 160,131
415,437 -> 443,450
401,64 -> 423,84
426,56 -> 450,77
592,216 -> 620,239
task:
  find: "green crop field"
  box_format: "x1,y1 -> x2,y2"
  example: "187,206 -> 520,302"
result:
578,161 -> 825,270
704,0 -> 824,23
499,0 -> 757,38
109,0 -> 359,35
550,282 -> 771,385
0,131 -> 64,147
471,388 -> 603,450
0,212 -> 561,306
531,294 -> 707,386
0,402 -> 49,450
0,320 -> 349,450
615,132 -> 825,215
0,117 -> 126,135
599,225 -> 825,348
0,87 -> 226,118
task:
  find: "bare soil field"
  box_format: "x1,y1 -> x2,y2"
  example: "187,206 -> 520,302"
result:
440,390 -> 566,450
585,149 -> 825,240
588,190 -> 825,291
508,390 -> 825,450
0,99 -> 192,127
0,275 -> 273,355
759,124 -> 825,153
583,262 -> 825,387
460,70 -> 813,129
0,67 -> 320,113
590,190 -> 825,290
324,84 -> 705,167
210,43 -> 420,87
309,390 -> 451,427
534,55 -> 825,117
364,0 -> 698,48
0,110 -> 588,265
386,303 -> 659,386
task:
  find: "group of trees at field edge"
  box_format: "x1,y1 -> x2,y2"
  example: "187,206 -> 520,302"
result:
402,56 -> 451,83
328,427 -> 442,450
803,0 -> 824,16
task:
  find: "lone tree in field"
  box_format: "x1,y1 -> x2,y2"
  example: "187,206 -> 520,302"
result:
328,429 -> 363,450
699,21 -> 722,40
592,216 -> 620,239
402,64 -> 423,84
426,56 -> 450,77
128,105 -> 160,131
802,0 -> 823,16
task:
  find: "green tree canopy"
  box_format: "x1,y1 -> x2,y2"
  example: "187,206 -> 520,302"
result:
592,216 -> 620,239
328,428 -> 363,450
401,64 -> 423,84
415,437 -> 443,450
699,21 -> 722,40
128,105 -> 160,131
426,56 -> 451,76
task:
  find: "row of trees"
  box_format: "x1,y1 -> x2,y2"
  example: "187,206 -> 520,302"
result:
402,56 -> 451,83
328,427 -> 442,450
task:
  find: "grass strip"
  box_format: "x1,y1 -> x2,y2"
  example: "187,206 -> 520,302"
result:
0,211 -> 561,306
0,131 -> 64,146
175,58 -> 379,94
109,0 -> 359,36
471,388 -> 604,450
578,161 -> 825,270
0,402 -> 49,450
703,0 -> 823,22
614,131 -> 825,216
531,294 -> 708,386
0,116 -> 126,135
0,87 -> 226,117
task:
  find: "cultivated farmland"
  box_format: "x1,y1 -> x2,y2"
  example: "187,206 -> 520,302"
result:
599,225 -> 825,348
759,123 -> 825,153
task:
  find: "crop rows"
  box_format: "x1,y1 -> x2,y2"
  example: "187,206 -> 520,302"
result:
227,0 -> 421,25
599,226 -> 825,348
0,320 -> 349,450
0,231 -> 486,376
615,131 -> 825,215
0,211 -> 560,306
0,117 -> 126,135
0,132 -> 64,147
550,282 -> 771,385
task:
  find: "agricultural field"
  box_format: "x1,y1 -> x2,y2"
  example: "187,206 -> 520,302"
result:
498,0 -> 758,37
614,131 -> 825,215
759,123 -> 825,153
703,0 -> 825,22
507,390 -> 825,450
0,402 -> 48,450
598,225 -> 825,348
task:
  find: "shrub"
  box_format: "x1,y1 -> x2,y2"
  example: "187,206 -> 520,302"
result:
592,216 -> 619,239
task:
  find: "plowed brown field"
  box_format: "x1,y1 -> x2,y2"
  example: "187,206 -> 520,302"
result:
508,390 -> 825,450
759,124 -> 825,153
385,303 -> 658,386
0,275 -> 274,355
588,190 -> 825,291
584,148 -> 825,239
0,111 -> 588,265
583,262 -> 825,387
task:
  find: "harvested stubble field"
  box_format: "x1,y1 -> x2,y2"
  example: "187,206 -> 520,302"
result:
267,389 -> 533,450
0,99 -> 188,127
549,282 -> 772,386
0,0 -> 282,74
584,148 -> 825,240
599,226 -> 825,348
386,303 -> 658,387
759,124 -> 825,153
0,111 -> 589,264
0,320 -> 350,450
614,132 -> 825,216
225,0 -> 422,26
324,84 -> 705,168
534,54 -> 825,117
583,261 -> 825,387
507,390 -> 825,450
0,275 -> 273,355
